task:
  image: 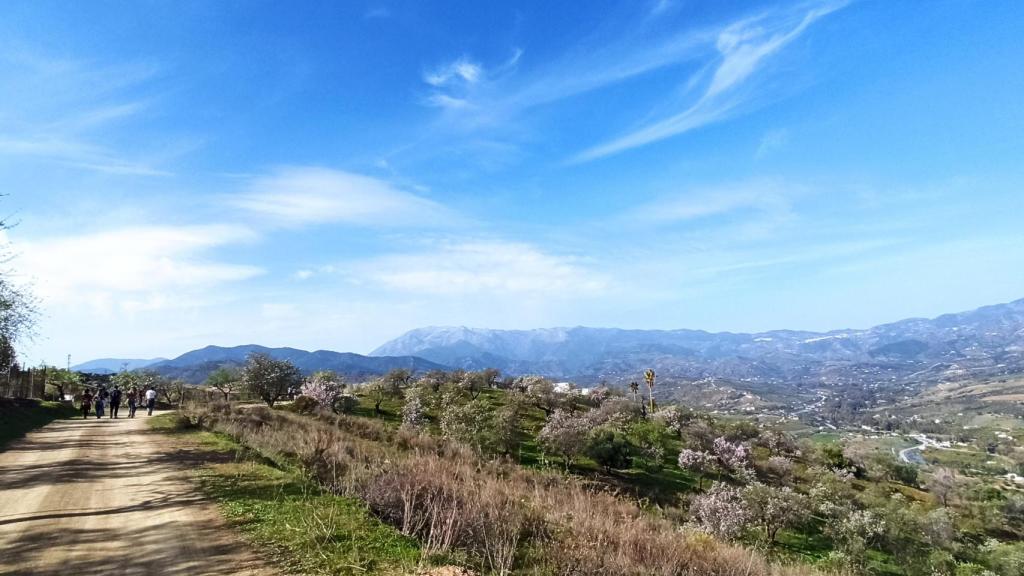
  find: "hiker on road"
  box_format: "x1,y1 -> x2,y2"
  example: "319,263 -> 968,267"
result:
127,386 -> 139,418
80,389 -> 93,419
109,386 -> 123,419
145,386 -> 157,416
95,386 -> 108,419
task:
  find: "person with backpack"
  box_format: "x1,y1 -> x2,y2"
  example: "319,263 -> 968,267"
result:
127,386 -> 139,418
145,386 -> 157,416
80,389 -> 94,419
109,386 -> 123,419
95,386 -> 108,419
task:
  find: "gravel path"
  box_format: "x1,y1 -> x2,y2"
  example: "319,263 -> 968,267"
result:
0,411 -> 278,576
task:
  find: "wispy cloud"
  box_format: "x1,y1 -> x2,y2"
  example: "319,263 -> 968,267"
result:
0,135 -> 171,176
421,51 -> 523,114
410,2 -> 844,167
229,166 -> 456,227
424,56 -> 482,87
348,240 -> 608,296
0,45 -> 174,175
628,180 -> 795,225
649,0 -> 675,17
755,128 -> 790,159
574,2 -> 846,162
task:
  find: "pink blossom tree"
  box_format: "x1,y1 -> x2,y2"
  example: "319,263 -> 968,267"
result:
300,370 -> 344,410
677,449 -> 716,490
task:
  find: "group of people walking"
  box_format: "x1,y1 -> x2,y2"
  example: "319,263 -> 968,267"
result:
80,385 -> 158,419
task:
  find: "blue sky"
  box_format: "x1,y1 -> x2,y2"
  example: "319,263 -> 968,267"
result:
3,0 -> 1023,363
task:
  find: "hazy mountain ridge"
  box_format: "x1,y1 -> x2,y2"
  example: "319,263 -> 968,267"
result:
144,345 -> 446,383
372,298 -> 1024,390
72,358 -> 167,374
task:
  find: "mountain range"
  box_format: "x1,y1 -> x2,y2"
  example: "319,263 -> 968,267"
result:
76,298 -> 1024,397
371,298 -> 1024,391
72,357 -> 167,374
78,345 -> 445,384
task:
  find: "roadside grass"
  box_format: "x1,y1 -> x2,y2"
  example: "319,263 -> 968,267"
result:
148,413 -> 421,576
0,398 -> 78,450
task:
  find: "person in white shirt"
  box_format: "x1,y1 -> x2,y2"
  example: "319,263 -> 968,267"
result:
145,387 -> 158,416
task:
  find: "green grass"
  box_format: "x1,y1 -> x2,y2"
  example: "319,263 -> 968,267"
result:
923,447 -> 1013,476
148,413 -> 421,575
0,398 -> 78,450
198,463 -> 420,575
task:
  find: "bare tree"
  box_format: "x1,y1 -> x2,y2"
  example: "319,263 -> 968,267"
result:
926,467 -> 958,507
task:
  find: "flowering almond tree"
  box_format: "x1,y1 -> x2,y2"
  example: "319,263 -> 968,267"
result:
242,353 -> 302,407
713,437 -> 751,476
300,370 -> 344,410
689,482 -> 750,540
743,483 -> 809,544
538,409 -> 592,470
678,449 -> 716,490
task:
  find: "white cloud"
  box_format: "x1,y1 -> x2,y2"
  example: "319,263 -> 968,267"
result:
424,57 -> 482,87
573,2 -> 846,162
350,241 -> 609,296
15,224 -> 262,307
229,166 -> 455,227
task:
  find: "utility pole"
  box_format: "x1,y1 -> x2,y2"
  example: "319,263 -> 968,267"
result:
67,354 -> 71,372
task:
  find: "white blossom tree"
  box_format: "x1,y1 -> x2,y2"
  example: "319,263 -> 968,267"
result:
538,409 -> 592,470
713,436 -> 752,479
743,483 -> 809,544
689,482 -> 750,540
401,388 -> 427,431
677,449 -> 716,490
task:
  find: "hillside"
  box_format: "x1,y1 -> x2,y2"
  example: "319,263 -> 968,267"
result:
144,345 -> 446,383
372,298 -> 1024,391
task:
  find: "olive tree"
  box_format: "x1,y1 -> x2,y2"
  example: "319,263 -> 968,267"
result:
365,377 -> 403,415
205,365 -> 242,402
242,353 -> 301,407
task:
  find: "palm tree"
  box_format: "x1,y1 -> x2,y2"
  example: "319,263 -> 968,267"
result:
644,369 -> 656,415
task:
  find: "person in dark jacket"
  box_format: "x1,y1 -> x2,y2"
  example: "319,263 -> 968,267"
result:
80,390 -> 94,419
95,386 -> 108,418
109,386 -> 123,419
127,386 -> 139,418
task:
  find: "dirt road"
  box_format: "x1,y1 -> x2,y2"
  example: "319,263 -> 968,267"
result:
0,411 -> 278,576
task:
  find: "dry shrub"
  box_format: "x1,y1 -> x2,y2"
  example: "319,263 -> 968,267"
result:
181,403 -> 821,576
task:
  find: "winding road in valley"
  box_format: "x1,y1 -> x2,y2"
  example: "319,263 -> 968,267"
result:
0,411 -> 278,576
